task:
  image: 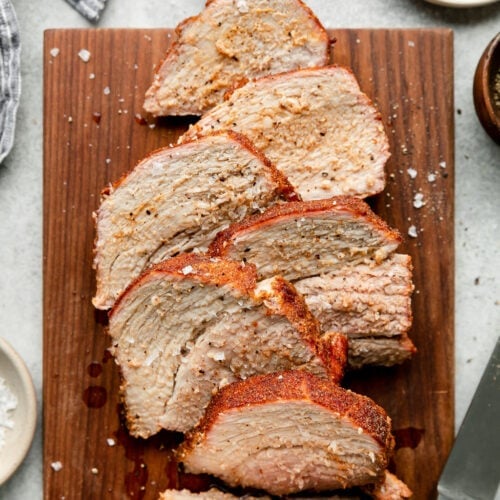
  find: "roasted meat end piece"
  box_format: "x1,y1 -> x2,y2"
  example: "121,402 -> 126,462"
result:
144,0 -> 329,116
178,371 -> 395,496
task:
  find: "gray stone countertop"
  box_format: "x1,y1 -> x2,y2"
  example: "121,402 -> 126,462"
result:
0,0 -> 499,498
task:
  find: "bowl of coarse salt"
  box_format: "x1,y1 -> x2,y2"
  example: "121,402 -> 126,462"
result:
0,338 -> 37,485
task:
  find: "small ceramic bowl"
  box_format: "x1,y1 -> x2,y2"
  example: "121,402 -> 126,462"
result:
0,338 -> 37,486
473,32 -> 500,144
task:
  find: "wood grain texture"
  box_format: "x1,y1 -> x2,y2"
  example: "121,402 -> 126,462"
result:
43,28 -> 454,499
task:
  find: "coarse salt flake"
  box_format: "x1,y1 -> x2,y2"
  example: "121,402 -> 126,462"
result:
439,161 -> 447,169
407,168 -> 417,179
413,192 -> 425,209
103,86 -> 111,95
236,0 -> 249,13
428,173 -> 437,182
0,376 -> 17,450
51,461 -> 63,472
213,351 -> 225,361
78,49 -> 91,62
89,73 -> 95,80
50,48 -> 60,57
181,265 -> 193,275
408,225 -> 418,238
408,40 -> 415,47
91,467 -> 99,474
106,438 -> 116,447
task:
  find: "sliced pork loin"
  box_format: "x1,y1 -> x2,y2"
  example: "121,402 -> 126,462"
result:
178,370 -> 395,496
93,131 -> 297,310
348,334 -> 416,369
208,197 -> 415,367
295,255 -> 416,367
158,472 -> 412,500
364,470 -> 413,500
209,197 -> 402,280
180,66 -> 389,200
144,0 -> 329,116
109,254 -> 347,438
159,489 -> 269,500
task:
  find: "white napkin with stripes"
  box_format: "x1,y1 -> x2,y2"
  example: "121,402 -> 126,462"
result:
64,0 -> 108,23
0,0 -> 20,164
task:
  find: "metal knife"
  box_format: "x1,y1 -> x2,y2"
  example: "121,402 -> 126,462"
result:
438,336 -> 500,500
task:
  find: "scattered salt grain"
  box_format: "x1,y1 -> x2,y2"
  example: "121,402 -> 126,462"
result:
428,173 -> 437,182
413,192 -> 425,209
89,73 -> 95,80
105,158 -> 111,165
106,438 -> 116,447
91,467 -> 99,475
0,376 -> 17,450
78,49 -> 91,63
103,86 -> 111,95
439,161 -> 447,169
181,265 -> 193,275
215,352 -> 225,361
51,461 -> 63,472
68,116 -> 73,123
236,0 -> 249,13
50,48 -> 60,58
408,40 -> 415,47
407,168 -> 417,179
408,225 -> 418,238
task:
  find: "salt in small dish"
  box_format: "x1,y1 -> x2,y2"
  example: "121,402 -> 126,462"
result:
0,338 -> 37,486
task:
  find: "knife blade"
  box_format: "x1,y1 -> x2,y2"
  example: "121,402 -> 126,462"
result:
437,336 -> 500,500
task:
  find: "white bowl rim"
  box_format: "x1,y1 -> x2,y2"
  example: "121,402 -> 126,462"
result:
0,337 -> 37,486
425,0 -> 499,7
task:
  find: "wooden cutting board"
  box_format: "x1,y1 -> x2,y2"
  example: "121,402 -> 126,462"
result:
43,28 -> 454,499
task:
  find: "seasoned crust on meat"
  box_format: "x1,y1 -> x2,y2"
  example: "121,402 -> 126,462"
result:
144,0 -> 329,116
209,196 -> 402,276
178,370 -> 394,496
109,254 -> 347,438
181,66 -> 389,200
208,198 -> 415,367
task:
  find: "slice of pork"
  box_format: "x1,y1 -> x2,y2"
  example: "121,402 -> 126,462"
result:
208,198 -> 415,367
93,131 -> 297,310
178,370 -> 395,496
109,254 -> 347,438
209,197 -> 402,280
144,0 -> 329,116
348,335 -> 416,369
159,489 -> 269,500
181,66 -> 389,200
365,471 -> 413,499
159,472 -> 412,499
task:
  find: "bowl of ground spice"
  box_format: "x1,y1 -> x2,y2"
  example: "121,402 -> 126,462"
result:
0,338 -> 37,485
473,32 -> 500,144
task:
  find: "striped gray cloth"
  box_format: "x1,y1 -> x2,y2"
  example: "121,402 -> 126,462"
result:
65,0 -> 108,23
0,0 -> 20,164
